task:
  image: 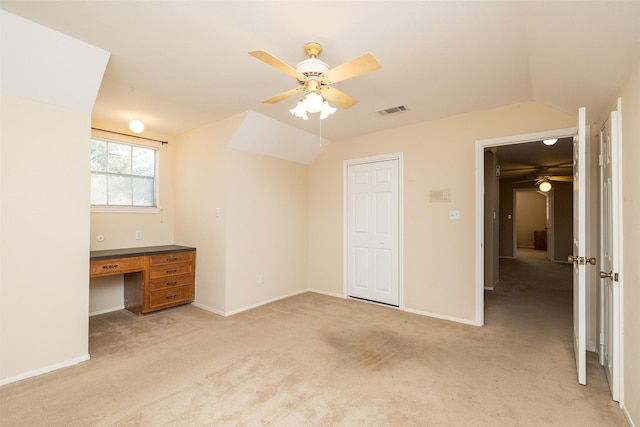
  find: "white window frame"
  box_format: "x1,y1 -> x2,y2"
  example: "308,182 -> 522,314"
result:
90,136 -> 161,213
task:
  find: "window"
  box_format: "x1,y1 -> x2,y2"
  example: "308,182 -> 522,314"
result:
90,138 -> 158,208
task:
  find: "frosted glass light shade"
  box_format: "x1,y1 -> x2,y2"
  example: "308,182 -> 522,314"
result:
539,180 -> 552,192
129,119 -> 145,133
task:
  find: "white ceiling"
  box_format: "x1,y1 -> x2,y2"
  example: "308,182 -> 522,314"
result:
2,1 -> 639,141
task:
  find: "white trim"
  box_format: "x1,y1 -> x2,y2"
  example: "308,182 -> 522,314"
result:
475,127 -> 577,327
190,301 -> 225,316
91,206 -> 161,214
343,152 -> 404,310
615,96 -> 625,408
89,305 -> 124,316
623,406 -> 635,427
0,354 -> 90,387
404,307 -> 480,326
307,288 -> 345,299
224,289 -> 308,317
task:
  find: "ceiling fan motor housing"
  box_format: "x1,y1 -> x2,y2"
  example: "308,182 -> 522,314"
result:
296,58 -> 329,79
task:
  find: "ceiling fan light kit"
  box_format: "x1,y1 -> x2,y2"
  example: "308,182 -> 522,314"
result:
249,42 -> 380,121
539,179 -> 552,192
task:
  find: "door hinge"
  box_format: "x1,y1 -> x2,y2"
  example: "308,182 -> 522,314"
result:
598,154 -> 604,167
599,333 -> 605,345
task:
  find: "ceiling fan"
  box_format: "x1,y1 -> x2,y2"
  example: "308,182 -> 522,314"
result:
248,42 -> 381,117
511,166 -> 574,191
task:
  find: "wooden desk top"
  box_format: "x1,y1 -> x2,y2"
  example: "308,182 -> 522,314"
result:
90,245 -> 196,261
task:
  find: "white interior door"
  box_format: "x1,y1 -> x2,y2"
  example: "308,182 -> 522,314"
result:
346,159 -> 399,306
571,107 -> 588,385
599,106 -> 621,401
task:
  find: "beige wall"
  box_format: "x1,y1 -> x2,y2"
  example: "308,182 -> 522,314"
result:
1,94 -> 93,380
483,150 -> 500,288
173,114 -> 308,315
1,11 -> 108,384
309,102 -> 575,323
225,149 -> 308,313
552,182 -> 573,262
619,60 -> 640,426
174,117 -> 236,314
515,190 -> 547,248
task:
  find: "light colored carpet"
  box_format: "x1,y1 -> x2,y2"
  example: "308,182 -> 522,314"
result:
0,253 -> 627,426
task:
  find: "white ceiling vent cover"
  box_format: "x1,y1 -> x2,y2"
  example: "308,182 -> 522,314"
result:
377,104 -> 408,115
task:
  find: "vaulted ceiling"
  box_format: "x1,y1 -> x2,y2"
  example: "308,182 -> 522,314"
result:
2,1 -> 639,141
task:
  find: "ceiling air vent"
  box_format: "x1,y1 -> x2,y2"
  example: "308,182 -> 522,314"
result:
377,104 -> 408,116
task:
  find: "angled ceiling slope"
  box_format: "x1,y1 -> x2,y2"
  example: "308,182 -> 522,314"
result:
228,111 -> 328,165
1,10 -> 110,113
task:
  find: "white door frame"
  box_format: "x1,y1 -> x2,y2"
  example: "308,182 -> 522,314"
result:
598,99 -> 624,402
344,153 -> 404,310
475,128 -> 576,326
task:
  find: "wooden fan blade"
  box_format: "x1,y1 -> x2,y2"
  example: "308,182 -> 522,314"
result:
319,86 -> 359,109
249,50 -> 307,82
262,87 -> 305,104
549,176 -> 574,182
318,53 -> 381,85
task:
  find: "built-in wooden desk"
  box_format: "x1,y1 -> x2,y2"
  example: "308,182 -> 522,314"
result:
90,245 -> 196,315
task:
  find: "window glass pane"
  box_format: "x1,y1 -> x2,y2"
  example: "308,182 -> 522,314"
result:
132,177 -> 154,206
107,142 -> 131,174
108,175 -> 132,205
90,138 -> 158,208
90,139 -> 107,172
90,173 -> 107,204
132,146 -> 155,177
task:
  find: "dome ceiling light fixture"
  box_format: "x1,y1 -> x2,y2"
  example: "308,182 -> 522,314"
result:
129,119 -> 145,134
249,42 -> 381,120
543,138 -> 558,146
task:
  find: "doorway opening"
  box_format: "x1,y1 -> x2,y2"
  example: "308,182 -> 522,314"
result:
475,127 -> 576,326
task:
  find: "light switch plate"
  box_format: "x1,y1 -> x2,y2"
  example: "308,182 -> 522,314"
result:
448,210 -> 460,220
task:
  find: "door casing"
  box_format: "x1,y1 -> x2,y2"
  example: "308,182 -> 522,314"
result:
475,128 -> 576,327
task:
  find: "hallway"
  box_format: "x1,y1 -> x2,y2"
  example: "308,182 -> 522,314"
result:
485,249 -> 623,424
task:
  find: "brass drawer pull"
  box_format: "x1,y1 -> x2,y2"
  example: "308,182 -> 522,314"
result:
166,257 -> 178,262
166,281 -> 177,286
103,264 -> 119,270
166,269 -> 177,274
166,295 -> 177,300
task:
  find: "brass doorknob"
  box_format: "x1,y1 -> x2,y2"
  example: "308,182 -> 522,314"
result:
600,271 -> 613,279
568,255 -> 576,264
587,257 -> 596,265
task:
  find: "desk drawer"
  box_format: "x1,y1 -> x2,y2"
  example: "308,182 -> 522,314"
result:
149,274 -> 193,292
149,262 -> 193,279
90,256 -> 145,278
149,286 -> 193,310
148,251 -> 195,266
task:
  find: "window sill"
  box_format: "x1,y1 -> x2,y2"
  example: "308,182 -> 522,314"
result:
91,206 -> 161,214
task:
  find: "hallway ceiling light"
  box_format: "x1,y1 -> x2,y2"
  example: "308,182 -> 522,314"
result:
539,179 -> 552,192
543,138 -> 558,145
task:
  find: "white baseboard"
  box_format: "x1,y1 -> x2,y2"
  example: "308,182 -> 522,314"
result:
623,405 -> 636,427
307,288 -> 344,299
190,301 -> 225,316
403,306 -> 480,326
224,289 -> 308,316
89,305 -> 124,316
0,354 -> 90,387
